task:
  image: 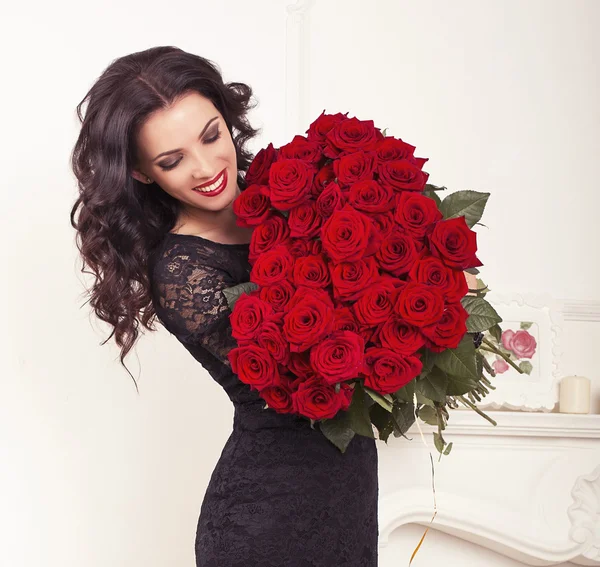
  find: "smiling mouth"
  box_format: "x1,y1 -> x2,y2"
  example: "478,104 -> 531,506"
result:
193,169 -> 226,192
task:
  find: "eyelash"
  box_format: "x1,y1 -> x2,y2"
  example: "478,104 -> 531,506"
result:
159,129 -> 222,171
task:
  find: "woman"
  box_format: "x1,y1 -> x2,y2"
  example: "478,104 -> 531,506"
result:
70,46 -> 378,566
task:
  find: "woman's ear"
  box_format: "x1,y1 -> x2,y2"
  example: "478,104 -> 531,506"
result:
131,170 -> 153,184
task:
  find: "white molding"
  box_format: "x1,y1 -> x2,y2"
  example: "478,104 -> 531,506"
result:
414,409 -> 600,439
568,465 -> 600,562
284,0 -> 315,139
561,299 -> 600,322
378,418 -> 600,565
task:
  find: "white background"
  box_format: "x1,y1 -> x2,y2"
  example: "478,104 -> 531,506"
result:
0,1 -> 598,566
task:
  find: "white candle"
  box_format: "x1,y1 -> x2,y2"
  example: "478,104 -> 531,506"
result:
559,375 -> 591,414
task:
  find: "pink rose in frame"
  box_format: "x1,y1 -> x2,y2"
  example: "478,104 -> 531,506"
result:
492,358 -> 509,374
501,329 -> 537,359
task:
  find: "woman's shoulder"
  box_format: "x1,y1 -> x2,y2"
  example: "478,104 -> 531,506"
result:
149,233 -> 235,287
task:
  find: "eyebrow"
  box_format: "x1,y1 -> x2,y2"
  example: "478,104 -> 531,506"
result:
152,116 -> 219,162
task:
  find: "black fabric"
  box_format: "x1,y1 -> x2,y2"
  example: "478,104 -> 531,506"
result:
149,232 -> 379,566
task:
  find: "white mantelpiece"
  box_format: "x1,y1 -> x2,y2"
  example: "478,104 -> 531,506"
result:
377,410 -> 600,566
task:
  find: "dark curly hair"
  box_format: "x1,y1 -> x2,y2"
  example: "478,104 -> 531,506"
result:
70,46 -> 261,391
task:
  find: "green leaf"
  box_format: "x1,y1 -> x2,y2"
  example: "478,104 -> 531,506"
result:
345,385 -> 375,438
416,367 -> 449,403
392,402 -> 416,438
422,189 -> 442,209
461,296 -> 503,332
424,183 -> 447,193
418,405 -> 438,426
446,374 -> 478,396
489,324 -> 503,343
223,282 -> 259,310
476,351 -> 484,378
393,379 -> 416,403
433,431 -> 445,454
519,361 -> 533,375
435,336 -> 478,380
443,441 -> 453,455
520,321 -> 533,330
364,387 -> 394,412
416,393 -> 436,407
420,348 -> 437,377
319,413 -> 356,453
370,403 -> 394,443
439,190 -> 490,228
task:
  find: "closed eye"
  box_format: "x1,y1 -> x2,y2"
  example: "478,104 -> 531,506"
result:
158,128 -> 222,171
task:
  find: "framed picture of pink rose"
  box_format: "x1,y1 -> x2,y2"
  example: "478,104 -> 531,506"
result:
472,292 -> 564,412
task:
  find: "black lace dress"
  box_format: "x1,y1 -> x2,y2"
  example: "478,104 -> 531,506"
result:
148,232 -> 379,567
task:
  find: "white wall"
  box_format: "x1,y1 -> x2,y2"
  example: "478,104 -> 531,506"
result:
0,1 -> 598,566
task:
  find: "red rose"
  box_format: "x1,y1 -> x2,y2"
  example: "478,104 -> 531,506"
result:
394,192 -> 443,238
245,142 -> 278,186
305,110 -> 349,143
232,184 -> 271,228
377,159 -> 429,192
352,279 -> 396,326
371,211 -> 396,239
230,293 -> 275,341
282,287 -> 336,352
347,180 -> 395,214
374,137 -> 417,162
333,150 -> 377,187
375,228 -> 420,277
292,253 -> 331,289
287,200 -> 321,239
288,238 -> 313,257
421,302 -> 469,349
409,255 -> 468,303
260,376 -> 295,413
394,282 -> 445,327
324,117 -> 382,159
338,382 -> 354,411
259,280 -> 296,312
312,161 -> 336,196
246,213 -> 290,261
278,134 -> 323,167
291,377 -> 349,420
268,158 -> 315,210
362,348 -> 422,395
329,255 -> 380,303
288,351 -> 319,382
429,216 -> 482,270
315,181 -> 345,218
332,306 -> 361,334
376,316 -> 426,356
320,204 -> 379,264
228,344 -> 280,391
310,330 -> 365,385
250,243 -> 295,286
288,237 -> 322,258
256,318 -> 291,365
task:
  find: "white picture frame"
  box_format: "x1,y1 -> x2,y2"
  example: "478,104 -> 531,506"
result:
470,292 -> 564,412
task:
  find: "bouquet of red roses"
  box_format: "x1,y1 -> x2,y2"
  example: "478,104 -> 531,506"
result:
225,110 -> 519,453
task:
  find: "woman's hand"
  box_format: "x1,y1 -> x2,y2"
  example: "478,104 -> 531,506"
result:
464,271 -> 478,296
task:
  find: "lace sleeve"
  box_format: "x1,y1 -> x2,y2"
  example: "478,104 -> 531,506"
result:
152,253 -> 238,369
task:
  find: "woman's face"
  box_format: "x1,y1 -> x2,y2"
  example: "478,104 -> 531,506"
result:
131,91 -> 239,219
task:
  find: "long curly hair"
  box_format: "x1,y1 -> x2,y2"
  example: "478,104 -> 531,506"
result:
70,46 -> 261,391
